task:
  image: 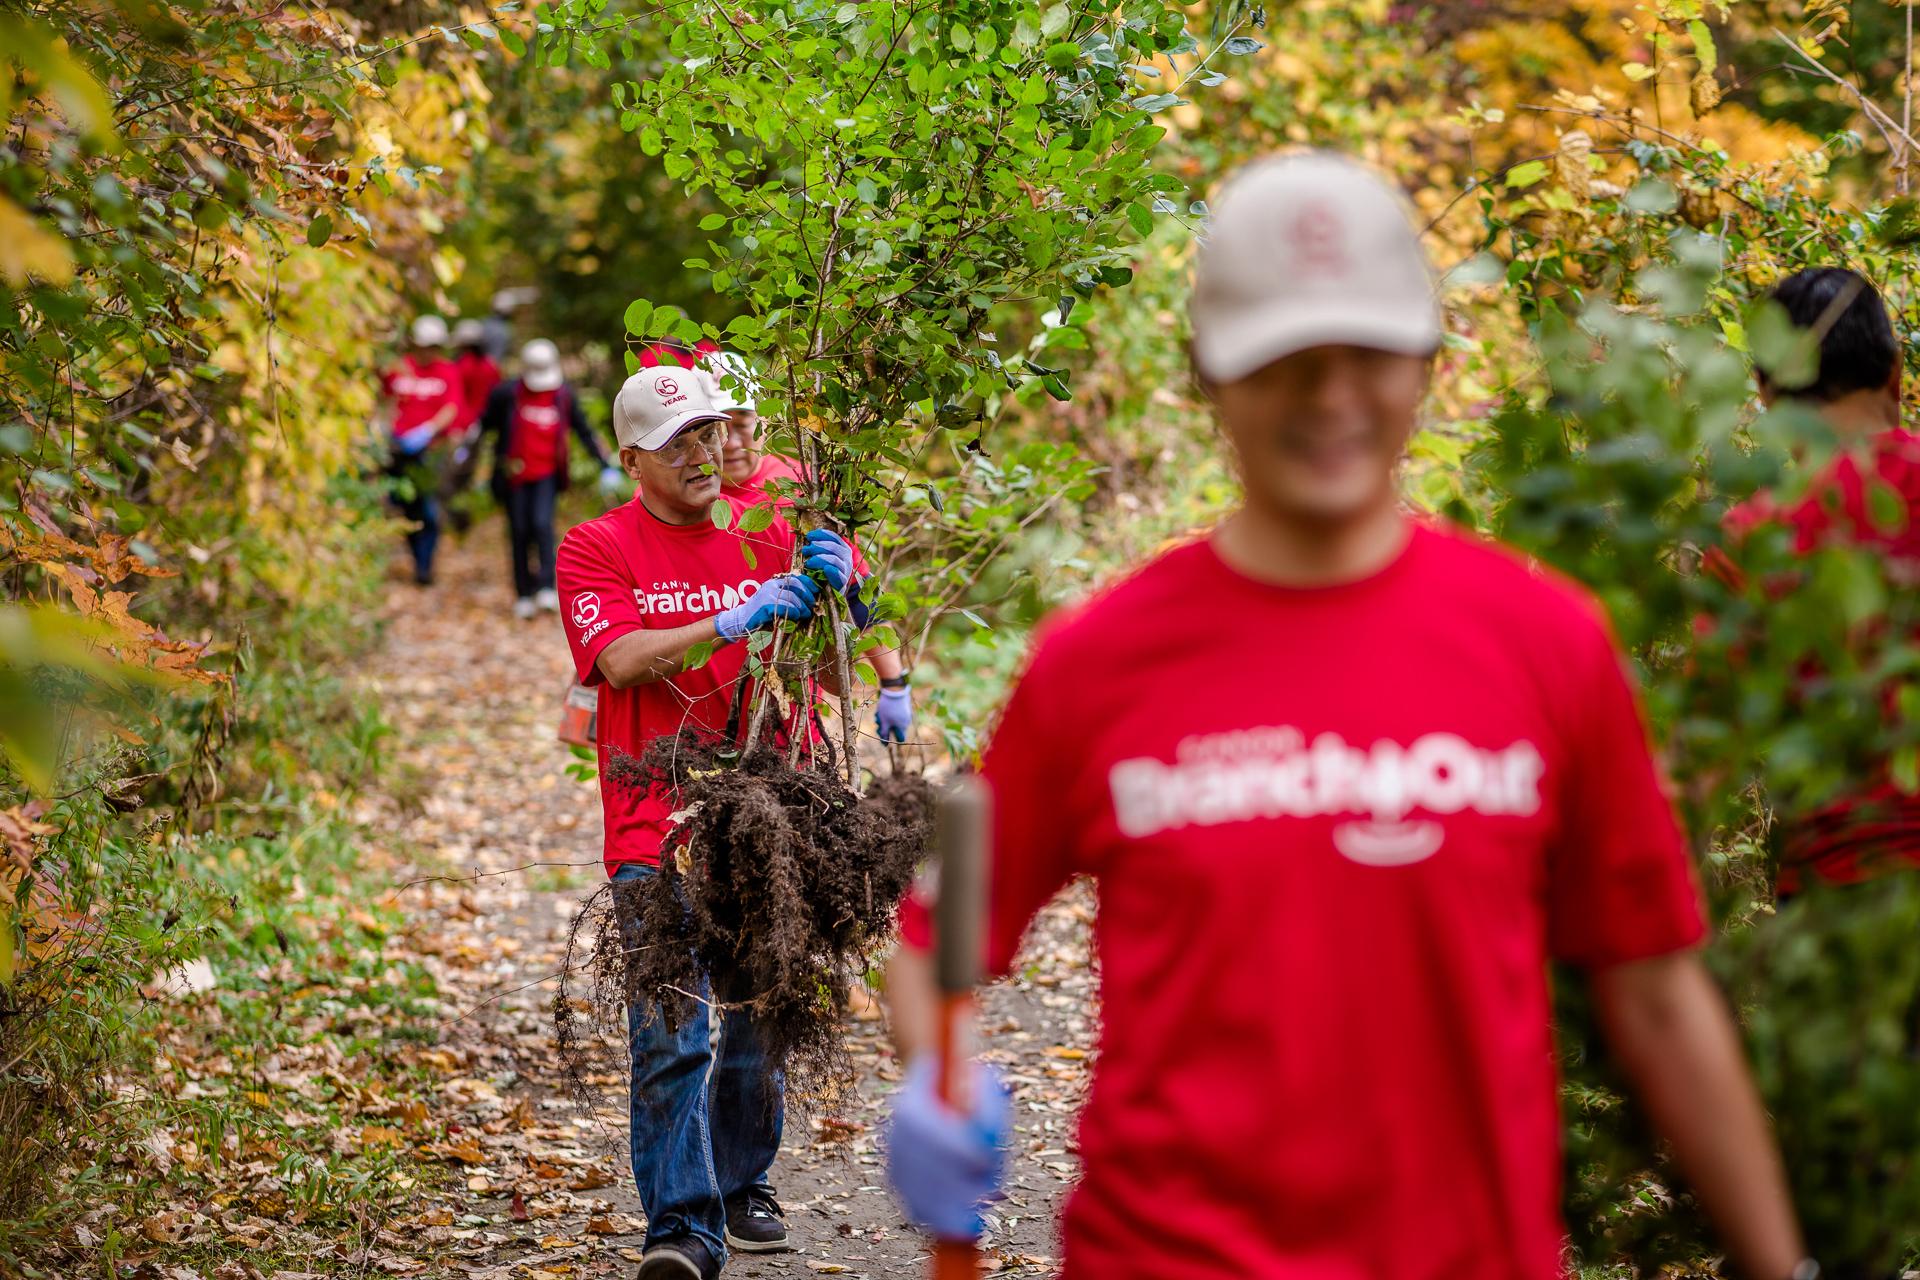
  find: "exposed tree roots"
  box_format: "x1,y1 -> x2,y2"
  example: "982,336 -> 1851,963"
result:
554,732 -> 934,1107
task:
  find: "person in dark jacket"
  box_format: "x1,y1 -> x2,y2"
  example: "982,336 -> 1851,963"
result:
483,339 -> 624,618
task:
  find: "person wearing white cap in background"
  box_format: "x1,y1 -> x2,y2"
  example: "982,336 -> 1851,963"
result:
380,314 -> 465,585
554,365 -> 875,1280
708,355 -> 919,747
881,152 -> 1809,1279
479,340 -> 622,619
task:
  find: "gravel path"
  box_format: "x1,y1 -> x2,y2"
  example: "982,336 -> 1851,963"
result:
360,515 -> 1094,1280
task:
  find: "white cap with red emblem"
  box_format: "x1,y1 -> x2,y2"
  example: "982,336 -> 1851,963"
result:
521,339 -> 564,393
611,364 -> 729,450
1189,152 -> 1441,384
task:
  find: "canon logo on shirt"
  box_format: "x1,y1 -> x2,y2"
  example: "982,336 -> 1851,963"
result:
633,577 -> 760,617
1108,725 -> 1545,866
390,374 -> 449,398
520,405 -> 562,428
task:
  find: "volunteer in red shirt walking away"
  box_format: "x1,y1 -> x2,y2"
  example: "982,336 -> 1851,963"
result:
882,152 -> 1808,1279
443,318 -> 504,533
453,318 -> 504,429
1713,267 -> 1920,890
482,339 -> 621,619
710,357 -> 916,745
381,314 -> 465,585
557,366 -> 869,1280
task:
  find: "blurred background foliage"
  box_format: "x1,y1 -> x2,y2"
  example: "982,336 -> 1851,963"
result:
8,0 -> 1920,1270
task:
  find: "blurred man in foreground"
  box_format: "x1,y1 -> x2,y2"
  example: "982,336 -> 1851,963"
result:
882,153 -> 1808,1278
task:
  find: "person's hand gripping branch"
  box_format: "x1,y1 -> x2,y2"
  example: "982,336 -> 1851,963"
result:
883,1054 -> 1012,1241
713,574 -> 818,643
800,528 -> 877,628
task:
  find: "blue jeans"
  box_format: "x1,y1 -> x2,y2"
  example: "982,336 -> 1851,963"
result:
612,862 -> 784,1259
504,475 -> 559,599
388,451 -> 441,582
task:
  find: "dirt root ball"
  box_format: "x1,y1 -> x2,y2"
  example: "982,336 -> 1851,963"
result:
555,732 -> 935,1102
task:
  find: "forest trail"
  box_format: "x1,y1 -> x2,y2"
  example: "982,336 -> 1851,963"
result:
354,516 -> 1095,1280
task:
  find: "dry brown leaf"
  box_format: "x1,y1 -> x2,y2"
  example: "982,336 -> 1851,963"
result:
566,1165 -> 613,1191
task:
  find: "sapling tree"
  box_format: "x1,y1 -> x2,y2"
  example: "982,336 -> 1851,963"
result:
537,0 -> 1261,781
535,0 -> 1262,1095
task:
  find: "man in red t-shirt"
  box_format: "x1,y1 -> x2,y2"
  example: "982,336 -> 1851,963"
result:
442,319 -> 504,532
556,365 -> 869,1280
881,153 -> 1806,1279
482,340 -> 621,619
380,314 -> 465,585
709,356 -> 917,745
1712,267 -> 1920,891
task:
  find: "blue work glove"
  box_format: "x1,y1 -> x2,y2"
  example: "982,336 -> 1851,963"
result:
394,423 -> 438,456
801,528 -> 856,593
876,685 -> 912,743
883,1056 -> 1011,1242
714,573 -> 818,642
597,465 -> 625,495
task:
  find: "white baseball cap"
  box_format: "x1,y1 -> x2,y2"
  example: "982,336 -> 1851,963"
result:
1190,152 -> 1441,384
521,339 -> 563,393
451,318 -> 486,347
704,352 -> 759,413
410,314 -> 449,348
612,364 -> 728,450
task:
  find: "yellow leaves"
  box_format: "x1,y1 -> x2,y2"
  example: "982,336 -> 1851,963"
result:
0,195 -> 73,285
0,13 -> 117,145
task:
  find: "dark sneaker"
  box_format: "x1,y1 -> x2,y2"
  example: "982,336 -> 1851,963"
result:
636,1234 -> 719,1280
723,1188 -> 791,1253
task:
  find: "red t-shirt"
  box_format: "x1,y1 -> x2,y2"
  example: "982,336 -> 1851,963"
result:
902,520 -> 1703,1279
1712,427 -> 1920,888
506,388 -> 566,484
721,453 -> 803,506
556,497 -> 802,875
457,351 -> 502,429
383,354 -> 463,438
637,339 -> 722,369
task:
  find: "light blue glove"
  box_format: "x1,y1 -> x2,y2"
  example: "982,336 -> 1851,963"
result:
394,423 -> 438,456
883,1056 -> 1010,1242
876,685 -> 912,743
714,573 -> 818,642
802,528 -> 855,593
597,465 -> 625,495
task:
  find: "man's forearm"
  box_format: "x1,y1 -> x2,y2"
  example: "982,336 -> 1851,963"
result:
1591,951 -> 1804,1279
872,646 -> 906,680
595,618 -> 723,688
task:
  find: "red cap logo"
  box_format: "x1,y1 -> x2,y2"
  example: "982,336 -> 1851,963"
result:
656,377 -> 680,397
1285,202 -> 1349,278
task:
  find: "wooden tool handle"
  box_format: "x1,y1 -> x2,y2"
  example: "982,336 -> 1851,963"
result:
930,778 -> 990,1279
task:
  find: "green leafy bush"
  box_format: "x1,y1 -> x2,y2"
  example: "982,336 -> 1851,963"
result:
1456,215 -> 1920,1270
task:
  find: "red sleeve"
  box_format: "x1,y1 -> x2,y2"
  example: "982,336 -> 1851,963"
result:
555,525 -> 647,685
898,635 -> 1082,978
1546,613 -> 1706,967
